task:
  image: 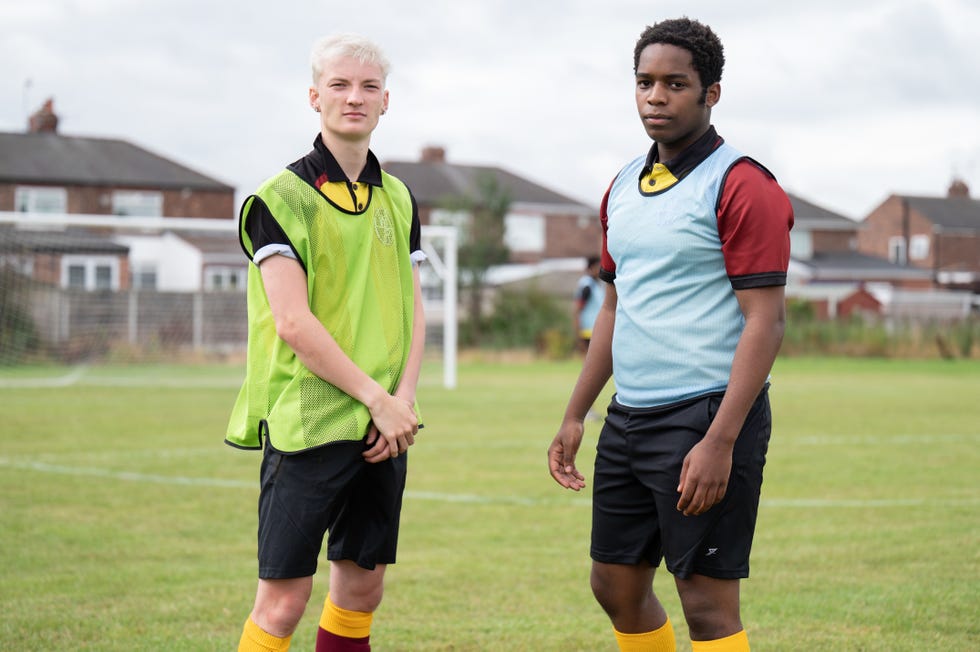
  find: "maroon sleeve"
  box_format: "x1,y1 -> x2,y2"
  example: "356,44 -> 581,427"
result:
716,159 -> 794,290
598,178 -> 617,282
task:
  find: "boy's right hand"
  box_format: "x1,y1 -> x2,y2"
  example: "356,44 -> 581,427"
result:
364,395 -> 417,463
548,420 -> 586,491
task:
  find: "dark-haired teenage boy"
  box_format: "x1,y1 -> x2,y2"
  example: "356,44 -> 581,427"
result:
548,17 -> 793,652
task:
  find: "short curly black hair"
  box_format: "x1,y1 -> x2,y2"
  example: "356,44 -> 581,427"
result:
633,17 -> 725,90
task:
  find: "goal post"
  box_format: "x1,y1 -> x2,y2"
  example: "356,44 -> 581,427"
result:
419,225 -> 458,389
0,211 -> 458,388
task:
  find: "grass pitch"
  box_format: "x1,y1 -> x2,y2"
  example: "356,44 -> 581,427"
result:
0,357 -> 977,651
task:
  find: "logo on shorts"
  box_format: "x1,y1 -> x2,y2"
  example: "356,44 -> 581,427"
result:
374,208 -> 395,246
706,548 -> 719,556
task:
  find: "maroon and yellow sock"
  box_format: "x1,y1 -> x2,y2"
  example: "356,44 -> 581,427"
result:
691,629 -> 750,651
238,616 -> 291,651
316,593 -> 373,652
613,617 -> 676,651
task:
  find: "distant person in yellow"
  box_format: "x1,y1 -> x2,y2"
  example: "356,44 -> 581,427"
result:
575,256 -> 606,420
575,256 -> 606,353
225,33 -> 426,652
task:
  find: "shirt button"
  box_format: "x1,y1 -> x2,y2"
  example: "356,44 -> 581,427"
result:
352,183 -> 359,190
358,203 -> 364,210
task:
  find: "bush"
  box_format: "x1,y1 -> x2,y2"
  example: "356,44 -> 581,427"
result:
459,286 -> 575,356
782,310 -> 980,359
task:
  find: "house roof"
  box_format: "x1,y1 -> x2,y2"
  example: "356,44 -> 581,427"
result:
788,193 -> 858,230
901,195 -> 980,231
0,131 -> 233,192
790,250 -> 932,282
0,226 -> 128,255
382,159 -> 592,213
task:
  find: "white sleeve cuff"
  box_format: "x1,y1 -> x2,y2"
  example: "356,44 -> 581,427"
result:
253,244 -> 296,265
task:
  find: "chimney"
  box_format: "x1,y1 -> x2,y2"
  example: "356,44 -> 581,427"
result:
947,178 -> 970,198
28,98 -> 59,133
420,146 -> 446,163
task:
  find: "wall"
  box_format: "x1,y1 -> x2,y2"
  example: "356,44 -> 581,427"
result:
0,183 -> 234,219
859,196 -> 933,263
114,232 -> 204,292
934,232 -> 980,274
811,230 -> 856,253
542,212 -> 602,262
418,203 -> 601,265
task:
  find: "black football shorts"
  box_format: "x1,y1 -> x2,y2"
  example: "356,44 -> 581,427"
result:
591,388 -> 771,579
256,439 -> 407,579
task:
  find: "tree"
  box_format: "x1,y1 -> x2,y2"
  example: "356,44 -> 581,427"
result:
440,172 -> 511,344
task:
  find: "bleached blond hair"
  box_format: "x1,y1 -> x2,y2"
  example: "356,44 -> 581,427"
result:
310,33 -> 391,83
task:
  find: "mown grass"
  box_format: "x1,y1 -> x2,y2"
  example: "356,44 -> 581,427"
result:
0,357 -> 977,650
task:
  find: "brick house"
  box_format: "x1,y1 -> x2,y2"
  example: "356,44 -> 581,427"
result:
857,180 -> 980,292
1,99 -> 234,219
788,193 -> 932,289
786,193 -> 940,318
0,99 -> 237,292
383,146 -> 599,265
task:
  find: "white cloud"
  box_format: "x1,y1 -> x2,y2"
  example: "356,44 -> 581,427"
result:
1,0 -> 977,218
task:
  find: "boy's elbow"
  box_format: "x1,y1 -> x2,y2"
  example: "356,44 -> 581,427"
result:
769,310 -> 787,350
273,311 -> 305,345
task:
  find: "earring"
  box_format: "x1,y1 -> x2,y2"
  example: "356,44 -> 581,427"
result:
313,106 -> 320,113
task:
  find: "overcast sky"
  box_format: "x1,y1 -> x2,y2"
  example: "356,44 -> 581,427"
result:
2,0 -> 978,220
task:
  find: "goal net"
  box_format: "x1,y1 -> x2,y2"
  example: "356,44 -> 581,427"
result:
0,211 -> 457,387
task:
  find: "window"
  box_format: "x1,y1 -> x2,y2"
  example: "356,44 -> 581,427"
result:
94,265 -> 113,290
909,234 -> 930,261
112,190 -> 163,217
0,256 -> 34,276
131,265 -> 159,290
429,209 -> 472,241
888,236 -> 907,265
205,266 -> 247,292
15,186 -> 67,213
504,213 -> 545,253
67,264 -> 86,289
61,256 -> 120,291
790,230 -> 813,260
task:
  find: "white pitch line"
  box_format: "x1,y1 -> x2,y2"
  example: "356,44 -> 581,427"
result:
0,366 -> 89,388
0,458 -> 253,489
2,457 -> 976,509
789,433 -> 980,446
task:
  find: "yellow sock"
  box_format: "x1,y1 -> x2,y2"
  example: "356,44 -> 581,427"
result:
238,616 -> 291,652
319,593 -> 373,638
691,628 -> 750,651
614,617 -> 676,651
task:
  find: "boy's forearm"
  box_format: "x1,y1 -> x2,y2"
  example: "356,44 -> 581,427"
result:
396,270 -> 426,402
706,298 -> 785,445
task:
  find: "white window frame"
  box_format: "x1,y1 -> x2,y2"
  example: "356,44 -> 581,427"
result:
790,230 -> 814,260
504,212 -> 546,253
888,236 -> 907,265
15,185 -> 67,213
204,265 -> 247,292
112,190 -> 164,217
429,209 -> 472,241
61,255 -> 121,291
0,255 -> 34,276
909,234 -> 930,261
